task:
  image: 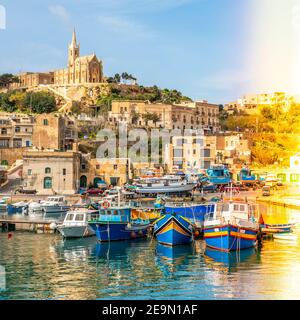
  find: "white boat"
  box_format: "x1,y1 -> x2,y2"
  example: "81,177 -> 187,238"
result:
57,209 -> 97,239
273,233 -> 298,241
41,196 -> 70,215
27,196 -> 69,219
133,175 -> 195,195
28,201 -> 45,218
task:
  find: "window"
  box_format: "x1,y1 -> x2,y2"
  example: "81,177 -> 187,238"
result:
239,205 -> 245,211
114,164 -> 118,170
66,214 -> 74,221
96,165 -> 100,170
43,119 -> 49,126
44,177 -> 52,189
290,174 -> 299,183
15,127 -> 20,133
81,164 -> 86,170
234,204 -> 239,211
45,167 -> 51,174
75,214 -> 84,221
63,169 -> 66,175
1,128 -> 7,135
28,169 -> 32,176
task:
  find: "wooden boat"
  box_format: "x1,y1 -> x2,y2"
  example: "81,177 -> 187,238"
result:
88,205 -> 150,242
203,197 -> 259,252
273,233 -> 298,241
153,213 -> 194,246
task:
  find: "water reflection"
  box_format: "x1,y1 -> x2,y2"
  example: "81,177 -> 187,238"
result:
155,244 -> 194,274
0,204 -> 300,299
204,248 -> 259,273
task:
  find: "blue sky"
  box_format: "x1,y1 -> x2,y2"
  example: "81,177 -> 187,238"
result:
0,0 -> 294,103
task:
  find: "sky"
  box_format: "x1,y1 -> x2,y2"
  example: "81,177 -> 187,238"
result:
0,0 -> 299,104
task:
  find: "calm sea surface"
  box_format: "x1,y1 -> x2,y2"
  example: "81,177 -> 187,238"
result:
0,204 -> 300,300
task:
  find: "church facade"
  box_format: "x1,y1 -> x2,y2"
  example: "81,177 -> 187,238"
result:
54,30 -> 103,85
11,30 -> 103,88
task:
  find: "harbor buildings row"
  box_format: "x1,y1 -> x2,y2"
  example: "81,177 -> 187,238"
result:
225,92 -> 300,115
108,100 -> 220,133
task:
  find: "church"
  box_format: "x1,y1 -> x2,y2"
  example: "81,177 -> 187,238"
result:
54,30 -> 103,85
13,30 -> 104,88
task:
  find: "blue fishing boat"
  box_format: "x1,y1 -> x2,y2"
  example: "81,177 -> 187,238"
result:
204,197 -> 259,252
7,202 -> 28,215
165,203 -> 215,229
153,213 -> 194,246
239,167 -> 256,184
88,205 -> 150,242
206,164 -> 231,185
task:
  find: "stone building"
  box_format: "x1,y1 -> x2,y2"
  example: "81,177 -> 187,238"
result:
22,150 -> 82,194
86,158 -> 132,187
32,114 -> 77,151
0,114 -> 34,149
108,99 -> 220,133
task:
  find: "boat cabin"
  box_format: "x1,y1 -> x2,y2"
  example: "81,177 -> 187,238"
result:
46,196 -> 66,204
97,207 -> 132,223
64,210 -> 97,225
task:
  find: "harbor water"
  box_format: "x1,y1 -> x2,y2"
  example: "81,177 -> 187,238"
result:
0,204 -> 300,300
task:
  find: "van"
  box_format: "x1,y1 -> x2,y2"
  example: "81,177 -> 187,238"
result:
262,186 -> 271,196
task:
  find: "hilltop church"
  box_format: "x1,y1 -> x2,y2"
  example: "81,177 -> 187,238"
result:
13,30 -> 104,88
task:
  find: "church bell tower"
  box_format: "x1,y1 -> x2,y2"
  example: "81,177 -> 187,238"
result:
68,29 -> 80,67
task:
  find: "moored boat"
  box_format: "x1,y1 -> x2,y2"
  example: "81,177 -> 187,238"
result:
164,202 -> 215,229
203,197 -> 259,252
7,201 -> 28,215
88,205 -> 150,242
206,164 -> 231,185
57,209 -> 97,239
153,213 -> 194,246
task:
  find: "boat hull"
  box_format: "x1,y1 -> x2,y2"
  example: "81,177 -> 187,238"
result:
260,224 -> 294,234
154,214 -> 194,246
89,222 -> 149,241
204,224 -> 257,252
57,225 -> 95,238
135,184 -> 195,194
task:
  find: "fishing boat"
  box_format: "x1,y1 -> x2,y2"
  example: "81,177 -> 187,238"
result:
206,164 -> 231,185
41,196 -> 70,215
203,197 -> 259,252
239,167 -> 256,185
27,196 -> 69,218
131,175 -> 195,196
153,213 -> 195,246
164,202 -> 215,229
273,233 -> 298,241
88,204 -> 150,242
260,223 -> 295,234
56,209 -> 97,239
7,201 -> 28,215
0,197 -> 9,214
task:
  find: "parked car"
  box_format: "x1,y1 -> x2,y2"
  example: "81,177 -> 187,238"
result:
262,185 -> 271,196
14,186 -> 37,195
82,188 -> 104,196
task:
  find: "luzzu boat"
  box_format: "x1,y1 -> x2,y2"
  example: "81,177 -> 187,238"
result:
203,197 -> 259,252
153,213 -> 194,246
88,205 -> 150,241
164,203 -> 215,229
239,167 -> 256,184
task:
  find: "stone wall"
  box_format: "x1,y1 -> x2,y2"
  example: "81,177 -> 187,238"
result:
0,147 -> 29,166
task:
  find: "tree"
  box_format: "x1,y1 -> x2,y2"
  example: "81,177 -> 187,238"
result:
0,73 -> 19,87
23,91 -> 56,114
0,92 -> 17,112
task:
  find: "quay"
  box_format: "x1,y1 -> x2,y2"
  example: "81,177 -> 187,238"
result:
0,216 -> 57,234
